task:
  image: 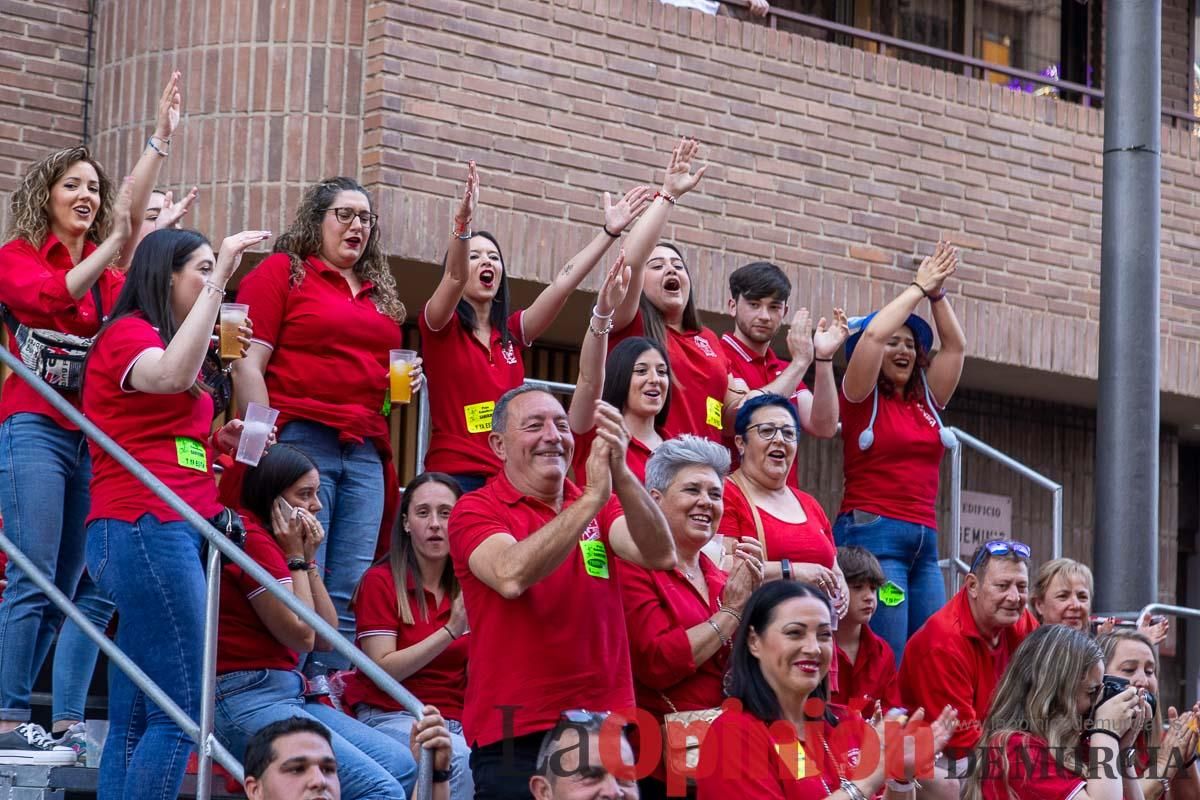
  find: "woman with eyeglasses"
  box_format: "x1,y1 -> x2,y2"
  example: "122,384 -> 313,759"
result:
719,395 -> 848,615
419,163 -> 651,492
233,177 -> 415,673
835,241 -> 964,661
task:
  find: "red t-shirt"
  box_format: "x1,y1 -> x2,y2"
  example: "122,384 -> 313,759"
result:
341,563 -> 468,720
719,480 -> 835,568
236,253 -> 402,442
611,311 -> 729,443
979,733 -> 1086,800
570,426 -> 656,488
832,625 -> 901,718
216,522 -> 298,673
449,472 -> 632,747
419,307 -> 527,475
897,588 -> 1039,752
839,387 -> 945,527
84,314 -> 221,523
696,707 -> 870,800
720,332 -> 809,481
0,235 -> 125,429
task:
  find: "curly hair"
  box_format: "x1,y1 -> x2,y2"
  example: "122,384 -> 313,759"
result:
877,325 -> 932,401
271,177 -> 405,322
7,146 -> 115,248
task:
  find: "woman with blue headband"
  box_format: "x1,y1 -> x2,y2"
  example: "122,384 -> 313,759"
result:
835,241 -> 964,663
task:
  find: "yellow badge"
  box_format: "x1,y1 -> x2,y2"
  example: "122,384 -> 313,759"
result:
175,437 -> 208,472
464,401 -> 495,434
579,540 -> 610,579
705,396 -> 723,429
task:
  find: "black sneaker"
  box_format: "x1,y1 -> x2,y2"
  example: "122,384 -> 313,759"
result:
0,722 -> 78,764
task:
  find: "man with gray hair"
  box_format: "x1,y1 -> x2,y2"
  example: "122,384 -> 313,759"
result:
449,386 -> 675,800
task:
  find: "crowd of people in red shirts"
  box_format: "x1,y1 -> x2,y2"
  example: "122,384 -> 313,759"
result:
0,73 -> 1194,800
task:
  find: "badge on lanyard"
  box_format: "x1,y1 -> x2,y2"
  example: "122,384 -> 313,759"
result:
464,401 -> 495,434
175,437 -> 208,472
579,540 -> 609,579
705,396 -> 722,429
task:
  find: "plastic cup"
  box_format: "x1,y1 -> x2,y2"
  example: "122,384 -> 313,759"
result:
219,303 -> 249,360
236,402 -> 279,466
389,349 -> 417,405
84,719 -> 109,769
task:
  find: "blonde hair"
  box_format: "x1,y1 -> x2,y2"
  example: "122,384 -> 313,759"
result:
1097,629 -> 1162,749
1030,558 -> 1094,621
272,177 -> 405,323
963,625 -> 1103,800
7,146 -> 114,248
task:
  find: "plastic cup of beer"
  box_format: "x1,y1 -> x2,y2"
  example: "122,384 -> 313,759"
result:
219,303 -> 250,360
389,349 -> 417,405
236,402 -> 279,467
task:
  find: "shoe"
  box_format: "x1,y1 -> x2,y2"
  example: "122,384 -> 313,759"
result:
0,722 -> 78,764
54,722 -> 87,764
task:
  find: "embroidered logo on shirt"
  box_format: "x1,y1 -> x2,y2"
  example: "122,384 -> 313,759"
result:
501,342 -> 518,365
916,401 -> 938,428
693,335 -> 718,358
580,518 -> 601,541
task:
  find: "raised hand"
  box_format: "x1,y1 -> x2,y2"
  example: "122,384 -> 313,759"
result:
593,401 -> 631,472
215,230 -> 272,283
455,160 -> 479,231
584,432 -> 614,501
270,497 -> 306,558
111,176 -> 136,243
748,0 -> 770,16
155,71 -> 182,142
813,308 -> 849,360
603,185 -> 653,235
596,250 -> 631,318
786,307 -> 813,367
661,137 -> 708,200
915,240 -> 957,295
1137,613 -> 1170,646
156,187 -> 199,230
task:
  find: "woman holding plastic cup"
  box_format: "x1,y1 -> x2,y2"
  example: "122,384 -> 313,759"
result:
81,226 -> 269,800
232,177 -> 418,673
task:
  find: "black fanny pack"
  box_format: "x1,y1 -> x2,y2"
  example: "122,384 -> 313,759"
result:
1,283 -> 104,393
202,507 -> 247,566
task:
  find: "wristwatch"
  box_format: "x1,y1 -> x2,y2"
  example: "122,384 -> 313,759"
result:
431,767 -> 452,784
780,558 -> 792,581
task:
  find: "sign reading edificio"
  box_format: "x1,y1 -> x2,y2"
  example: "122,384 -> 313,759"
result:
959,491 -> 1012,550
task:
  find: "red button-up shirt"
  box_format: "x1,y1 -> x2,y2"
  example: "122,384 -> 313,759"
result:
832,624 -> 901,718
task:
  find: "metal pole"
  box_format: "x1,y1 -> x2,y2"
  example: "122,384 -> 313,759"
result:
416,387 -> 430,475
949,441 -> 963,594
1052,488 -> 1063,560
196,546 -> 223,800
1095,0 -> 1161,616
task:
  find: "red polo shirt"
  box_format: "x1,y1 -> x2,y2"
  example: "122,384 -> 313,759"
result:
216,521 -> 298,674
419,306 -> 528,475
897,588 -> 1039,752
83,313 -> 222,523
341,563 -> 468,720
720,333 -> 808,480
719,480 -> 835,568
449,472 -> 631,747
839,388 -> 945,528
832,625 -> 901,718
979,734 -> 1085,800
570,425 -> 656,487
611,311 -> 730,443
236,253 -> 402,443
0,235 -> 124,429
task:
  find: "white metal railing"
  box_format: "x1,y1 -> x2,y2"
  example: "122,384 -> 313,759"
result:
0,346 -> 433,800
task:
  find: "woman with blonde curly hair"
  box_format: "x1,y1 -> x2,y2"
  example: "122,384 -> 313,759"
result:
233,176 -> 414,672
0,72 -> 182,759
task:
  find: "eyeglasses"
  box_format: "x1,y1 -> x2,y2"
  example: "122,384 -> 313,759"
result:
324,207 -> 378,228
745,423 -> 798,443
535,710 -> 617,773
970,539 -> 1031,572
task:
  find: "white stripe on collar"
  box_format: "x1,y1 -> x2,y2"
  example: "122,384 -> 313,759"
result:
720,332 -> 755,363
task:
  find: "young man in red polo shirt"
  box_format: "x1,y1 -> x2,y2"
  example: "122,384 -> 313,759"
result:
449,385 -> 675,800
832,546 -> 901,718
897,540 -> 1039,785
719,263 -> 845,473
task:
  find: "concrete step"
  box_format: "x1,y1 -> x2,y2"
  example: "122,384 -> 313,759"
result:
0,765 -> 243,799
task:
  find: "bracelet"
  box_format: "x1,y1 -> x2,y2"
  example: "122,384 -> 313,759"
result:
287,557 -> 308,572
718,604 -> 742,623
431,768 -> 452,784
886,779 -> 920,794
203,279 -> 227,296
591,304 -> 614,320
654,190 -> 677,205
842,780 -> 869,800
929,289 -> 947,303
780,558 -> 793,581
589,318 -> 614,337
307,561 -> 319,573
452,224 -> 472,240
814,356 -> 834,363
1085,728 -> 1123,746
910,280 -> 932,298
706,618 -> 730,647
147,136 -> 169,157
602,223 -> 620,238
443,624 -> 458,641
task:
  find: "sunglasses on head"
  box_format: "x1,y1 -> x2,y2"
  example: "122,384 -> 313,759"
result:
970,539 -> 1031,572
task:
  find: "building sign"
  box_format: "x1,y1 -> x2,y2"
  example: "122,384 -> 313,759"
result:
960,491 -> 1012,552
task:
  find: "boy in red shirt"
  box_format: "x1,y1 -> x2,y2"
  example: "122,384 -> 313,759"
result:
832,546 -> 901,718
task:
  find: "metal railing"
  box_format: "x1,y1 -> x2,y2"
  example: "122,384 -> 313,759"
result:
0,347 -> 433,800
945,426 -> 1063,594
716,0 -> 1200,130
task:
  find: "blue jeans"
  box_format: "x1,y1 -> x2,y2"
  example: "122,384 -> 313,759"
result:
356,706 -> 474,800
279,421 -> 384,671
216,669 -> 414,800
0,413 -> 93,722
834,511 -> 946,664
86,516 -> 206,800
444,473 -> 487,494
52,569 -> 117,725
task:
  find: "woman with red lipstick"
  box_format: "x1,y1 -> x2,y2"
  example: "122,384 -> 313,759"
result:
834,241 -> 965,662
343,472 -> 472,799
233,176 -> 411,673
609,139 -> 750,445
0,73 -> 183,757
420,162 -> 651,492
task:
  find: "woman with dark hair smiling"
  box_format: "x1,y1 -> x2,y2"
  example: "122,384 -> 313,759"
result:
81,225 -> 268,800
343,471 -> 473,799
420,162 -> 651,491
696,581 -> 956,799
835,241 -> 964,660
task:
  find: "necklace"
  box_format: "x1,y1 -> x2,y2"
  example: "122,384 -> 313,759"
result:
816,738 -> 866,800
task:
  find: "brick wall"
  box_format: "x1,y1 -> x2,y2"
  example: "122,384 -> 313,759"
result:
0,0 -> 90,233
1163,0 -> 1192,117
